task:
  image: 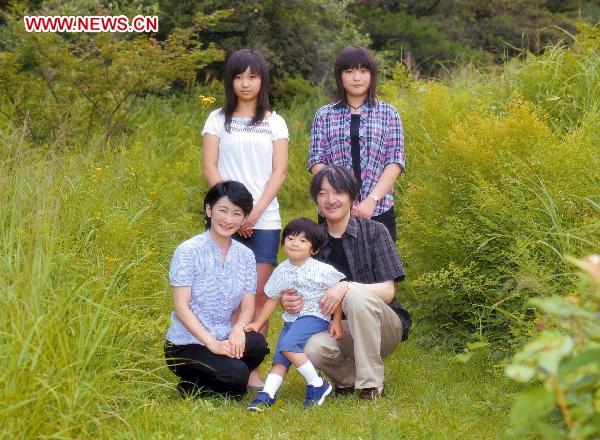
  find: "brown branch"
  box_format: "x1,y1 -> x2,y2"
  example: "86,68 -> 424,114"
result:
551,376 -> 575,431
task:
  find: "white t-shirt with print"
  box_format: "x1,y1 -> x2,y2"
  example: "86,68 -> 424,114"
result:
202,109 -> 289,230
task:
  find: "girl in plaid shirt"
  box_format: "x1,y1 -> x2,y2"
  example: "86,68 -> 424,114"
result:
308,45 -> 405,241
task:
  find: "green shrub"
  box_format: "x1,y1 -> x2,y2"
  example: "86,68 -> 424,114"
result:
0,9 -> 223,145
505,255 -> 600,439
381,27 -> 599,347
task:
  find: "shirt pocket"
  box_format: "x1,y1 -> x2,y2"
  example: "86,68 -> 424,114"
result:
356,263 -> 374,282
365,124 -> 387,153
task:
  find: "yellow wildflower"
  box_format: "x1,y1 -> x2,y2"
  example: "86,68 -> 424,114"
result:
198,95 -> 216,108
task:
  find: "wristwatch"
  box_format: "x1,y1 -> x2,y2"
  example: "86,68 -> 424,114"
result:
368,193 -> 379,202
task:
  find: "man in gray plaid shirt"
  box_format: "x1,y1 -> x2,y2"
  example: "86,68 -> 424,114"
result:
281,165 -> 408,400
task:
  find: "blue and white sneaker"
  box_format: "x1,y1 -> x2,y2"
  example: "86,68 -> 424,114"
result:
303,377 -> 332,408
247,391 -> 275,412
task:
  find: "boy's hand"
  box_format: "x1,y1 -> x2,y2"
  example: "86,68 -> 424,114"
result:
329,321 -> 344,340
281,289 -> 303,314
243,322 -> 260,333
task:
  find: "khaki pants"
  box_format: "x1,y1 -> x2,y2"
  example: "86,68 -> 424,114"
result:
304,286 -> 403,389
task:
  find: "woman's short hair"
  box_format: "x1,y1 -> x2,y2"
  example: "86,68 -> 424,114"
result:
222,48 -> 271,132
334,45 -> 378,105
310,166 -> 361,203
203,181 -> 253,229
281,217 -> 326,252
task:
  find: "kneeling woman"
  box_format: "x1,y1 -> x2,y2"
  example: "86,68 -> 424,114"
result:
164,181 -> 269,399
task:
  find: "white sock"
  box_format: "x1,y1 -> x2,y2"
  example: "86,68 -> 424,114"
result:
261,373 -> 284,399
297,361 -> 323,387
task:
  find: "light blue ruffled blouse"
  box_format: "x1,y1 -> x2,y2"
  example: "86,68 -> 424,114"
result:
166,232 -> 257,345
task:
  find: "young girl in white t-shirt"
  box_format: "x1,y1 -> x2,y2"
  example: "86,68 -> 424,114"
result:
202,48 -> 289,390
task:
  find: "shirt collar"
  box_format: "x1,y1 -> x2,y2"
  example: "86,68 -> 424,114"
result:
333,99 -> 375,113
205,230 -> 231,257
320,215 -> 358,240
345,215 -> 358,238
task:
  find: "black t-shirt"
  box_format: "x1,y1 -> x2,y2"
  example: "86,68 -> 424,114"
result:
350,114 -> 362,187
327,234 -> 351,280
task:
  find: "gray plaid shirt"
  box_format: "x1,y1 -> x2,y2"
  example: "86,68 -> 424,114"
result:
315,216 -> 407,321
316,216 -> 405,284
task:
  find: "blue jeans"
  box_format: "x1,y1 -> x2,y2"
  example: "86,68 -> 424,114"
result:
273,316 -> 330,368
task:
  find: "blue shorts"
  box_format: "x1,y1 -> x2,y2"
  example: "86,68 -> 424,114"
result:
234,229 -> 280,265
272,316 -> 330,368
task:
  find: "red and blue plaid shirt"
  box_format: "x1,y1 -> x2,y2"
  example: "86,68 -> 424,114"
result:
308,100 -> 405,217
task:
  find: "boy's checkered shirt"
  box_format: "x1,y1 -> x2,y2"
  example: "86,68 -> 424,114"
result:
264,257 -> 345,322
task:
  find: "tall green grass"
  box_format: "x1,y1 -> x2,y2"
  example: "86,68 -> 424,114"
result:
0,101 -> 203,436
381,26 -> 599,347
1,92 -> 522,437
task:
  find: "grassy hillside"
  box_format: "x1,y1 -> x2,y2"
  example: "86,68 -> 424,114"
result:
1,27 -> 598,438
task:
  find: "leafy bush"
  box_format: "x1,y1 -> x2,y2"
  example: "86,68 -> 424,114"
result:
381,26 -> 599,347
0,8 -> 223,144
505,255 -> 600,439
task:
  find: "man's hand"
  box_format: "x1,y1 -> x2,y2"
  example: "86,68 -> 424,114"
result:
228,325 -> 246,359
352,197 -> 376,219
329,320 -> 344,340
319,281 -> 348,315
281,288 -> 303,314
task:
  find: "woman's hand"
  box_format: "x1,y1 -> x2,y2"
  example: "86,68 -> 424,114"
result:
206,339 -> 234,358
352,197 -> 377,219
319,282 -> 348,315
228,324 -> 246,359
237,210 -> 260,238
329,320 -> 344,341
281,289 -> 303,314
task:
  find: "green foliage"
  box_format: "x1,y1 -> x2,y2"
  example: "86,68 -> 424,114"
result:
381,26 -> 599,347
500,23 -> 600,132
0,8 -> 223,144
271,74 -> 323,108
0,95 -> 207,437
158,0 -> 369,96
505,256 -> 600,439
350,2 -> 484,77
0,91 -> 520,438
351,0 -> 599,76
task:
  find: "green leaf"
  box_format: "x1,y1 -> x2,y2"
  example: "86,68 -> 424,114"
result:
505,364 -> 536,382
559,348 -> 600,377
466,341 -> 491,351
455,351 -> 473,363
511,387 -> 556,434
532,421 -> 567,440
530,297 -> 594,319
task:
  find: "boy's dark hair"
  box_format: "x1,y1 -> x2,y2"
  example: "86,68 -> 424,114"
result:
281,217 -> 326,252
222,48 -> 271,132
203,181 -> 253,229
310,166 -> 361,203
334,45 -> 378,105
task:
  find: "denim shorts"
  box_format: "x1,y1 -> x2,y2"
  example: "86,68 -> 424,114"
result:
272,316 -> 330,368
233,229 -> 280,265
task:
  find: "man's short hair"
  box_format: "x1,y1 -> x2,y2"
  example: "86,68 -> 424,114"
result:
281,217 -> 326,252
310,166 -> 361,203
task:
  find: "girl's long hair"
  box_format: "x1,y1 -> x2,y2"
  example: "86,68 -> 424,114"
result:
222,48 -> 271,132
334,45 -> 378,105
